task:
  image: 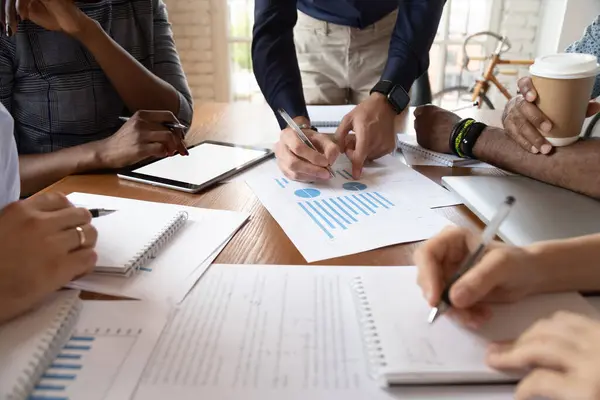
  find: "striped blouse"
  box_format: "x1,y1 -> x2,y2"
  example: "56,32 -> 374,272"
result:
0,0 -> 193,154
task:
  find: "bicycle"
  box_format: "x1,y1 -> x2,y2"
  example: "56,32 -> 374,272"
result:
432,31 -> 534,110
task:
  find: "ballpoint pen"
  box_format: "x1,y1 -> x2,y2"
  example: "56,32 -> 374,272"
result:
88,208 -> 117,218
428,196 -> 516,324
277,108 -> 335,178
118,116 -> 188,131
450,101 -> 480,113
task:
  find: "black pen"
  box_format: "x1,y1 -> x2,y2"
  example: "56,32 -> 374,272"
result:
428,196 -> 516,324
118,116 -> 188,131
88,208 -> 117,218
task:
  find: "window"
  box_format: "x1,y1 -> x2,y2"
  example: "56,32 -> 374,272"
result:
226,0 -> 500,104
227,0 -> 260,101
430,0 -> 499,108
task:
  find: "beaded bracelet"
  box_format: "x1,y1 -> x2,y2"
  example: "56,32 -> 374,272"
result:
449,118 -> 474,157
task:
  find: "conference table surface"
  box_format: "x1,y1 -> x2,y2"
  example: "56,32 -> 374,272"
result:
45,102 -> 504,267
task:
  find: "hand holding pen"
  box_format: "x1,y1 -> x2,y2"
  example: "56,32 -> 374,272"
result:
415,196 -> 518,328
276,109 -> 339,182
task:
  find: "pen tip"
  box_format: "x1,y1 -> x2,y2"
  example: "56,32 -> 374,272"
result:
428,308 -> 440,324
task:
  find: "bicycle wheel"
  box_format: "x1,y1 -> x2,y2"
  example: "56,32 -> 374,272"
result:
431,86 -> 495,110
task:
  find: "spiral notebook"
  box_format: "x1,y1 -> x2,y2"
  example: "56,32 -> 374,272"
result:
352,267 -> 599,386
307,105 -> 355,133
92,209 -> 188,276
396,133 -> 477,167
0,290 -> 81,400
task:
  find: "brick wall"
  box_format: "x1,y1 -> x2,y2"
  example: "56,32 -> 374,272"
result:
163,0 -> 229,104
488,0 -> 541,106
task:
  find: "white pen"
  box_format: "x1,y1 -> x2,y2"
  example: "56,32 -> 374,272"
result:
277,108 -> 335,178
428,196 -> 516,324
451,101 -> 480,113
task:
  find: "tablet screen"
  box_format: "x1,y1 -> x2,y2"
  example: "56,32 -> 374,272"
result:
131,142 -> 269,186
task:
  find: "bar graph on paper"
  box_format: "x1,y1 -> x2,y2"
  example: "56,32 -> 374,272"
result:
30,328 -> 142,400
274,176 -> 395,239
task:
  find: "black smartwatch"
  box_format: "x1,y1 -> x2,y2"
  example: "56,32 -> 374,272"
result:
370,80 -> 410,114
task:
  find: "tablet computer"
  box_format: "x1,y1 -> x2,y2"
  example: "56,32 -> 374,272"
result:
118,140 -> 273,193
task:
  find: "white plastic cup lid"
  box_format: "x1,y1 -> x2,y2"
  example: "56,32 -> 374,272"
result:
530,53 -> 600,79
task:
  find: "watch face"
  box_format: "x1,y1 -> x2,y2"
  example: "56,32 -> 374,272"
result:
389,86 -> 410,113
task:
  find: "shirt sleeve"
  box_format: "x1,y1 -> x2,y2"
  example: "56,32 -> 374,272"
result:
382,0 -> 445,93
0,37 -> 15,115
252,0 -> 307,129
153,0 -> 194,127
565,16 -> 600,99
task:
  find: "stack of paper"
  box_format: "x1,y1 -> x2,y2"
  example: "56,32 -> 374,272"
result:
132,265 -> 516,400
67,193 -> 249,304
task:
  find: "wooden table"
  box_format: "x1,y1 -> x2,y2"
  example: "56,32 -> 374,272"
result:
47,103 -> 505,267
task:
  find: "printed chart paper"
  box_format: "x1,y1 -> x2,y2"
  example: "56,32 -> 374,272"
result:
246,157 -> 452,262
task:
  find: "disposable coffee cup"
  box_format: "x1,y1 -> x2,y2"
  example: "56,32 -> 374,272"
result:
529,53 -> 600,146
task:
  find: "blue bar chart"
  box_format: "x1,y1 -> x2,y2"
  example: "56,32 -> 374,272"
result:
274,177 -> 290,188
30,329 -> 141,400
298,191 -> 395,239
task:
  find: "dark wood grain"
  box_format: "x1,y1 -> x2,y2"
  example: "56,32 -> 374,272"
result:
46,103 -> 506,268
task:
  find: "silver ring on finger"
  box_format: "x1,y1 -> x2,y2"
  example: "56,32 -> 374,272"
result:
75,226 -> 86,250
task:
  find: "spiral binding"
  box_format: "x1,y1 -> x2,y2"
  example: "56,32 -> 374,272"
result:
8,292 -> 81,400
351,276 -> 387,379
124,211 -> 189,276
314,121 -> 340,128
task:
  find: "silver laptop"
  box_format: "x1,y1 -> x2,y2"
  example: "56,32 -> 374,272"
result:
442,175 -> 600,246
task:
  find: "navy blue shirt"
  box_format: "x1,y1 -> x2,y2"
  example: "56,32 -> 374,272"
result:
252,0 -> 445,127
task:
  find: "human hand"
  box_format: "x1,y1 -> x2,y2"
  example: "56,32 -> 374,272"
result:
0,192 -> 98,323
335,93 -> 397,179
487,311 -> 600,400
275,119 -> 340,182
414,227 -> 545,329
503,76 -> 600,155
2,0 -> 91,35
93,110 -> 188,170
413,105 -> 461,154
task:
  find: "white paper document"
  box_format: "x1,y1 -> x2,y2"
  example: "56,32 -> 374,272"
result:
32,300 -> 169,400
133,265 -> 514,400
67,193 -> 249,303
245,156 -> 452,262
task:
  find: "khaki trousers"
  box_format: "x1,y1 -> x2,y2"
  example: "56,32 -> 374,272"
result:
293,10 -> 397,105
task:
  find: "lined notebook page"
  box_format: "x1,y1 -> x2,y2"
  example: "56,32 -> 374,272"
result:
0,290 -> 81,400
133,265 -> 515,400
396,133 -> 476,167
93,209 -> 186,275
355,267 -> 599,385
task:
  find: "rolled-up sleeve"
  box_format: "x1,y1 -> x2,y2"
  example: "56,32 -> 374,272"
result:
252,0 -> 307,128
382,0 -> 445,92
153,0 -> 194,126
565,16 -> 600,99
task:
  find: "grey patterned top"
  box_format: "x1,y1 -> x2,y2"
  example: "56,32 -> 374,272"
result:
0,0 -> 193,154
566,15 -> 600,99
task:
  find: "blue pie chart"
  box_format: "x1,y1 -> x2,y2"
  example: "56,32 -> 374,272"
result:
343,182 -> 368,191
294,188 -> 321,198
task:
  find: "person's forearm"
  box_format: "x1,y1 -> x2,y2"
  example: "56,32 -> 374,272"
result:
19,143 -> 101,196
526,234 -> 600,294
73,18 -> 180,116
473,127 -> 600,199
252,0 -> 307,129
382,0 -> 444,91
